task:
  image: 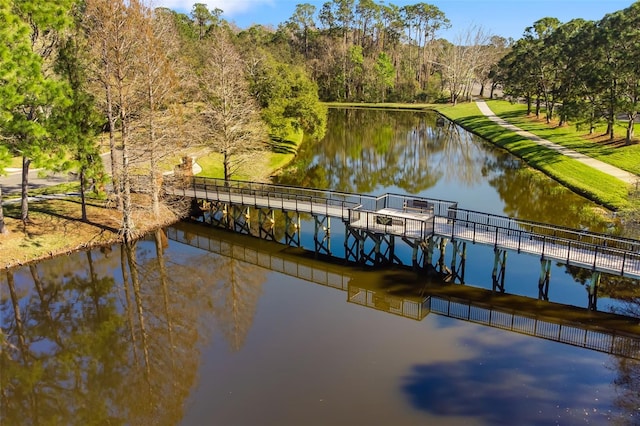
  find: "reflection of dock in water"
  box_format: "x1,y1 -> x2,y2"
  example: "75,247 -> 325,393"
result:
167,222 -> 640,359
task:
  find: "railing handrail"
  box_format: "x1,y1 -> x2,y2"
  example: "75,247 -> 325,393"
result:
446,207 -> 639,251
166,176 -> 640,256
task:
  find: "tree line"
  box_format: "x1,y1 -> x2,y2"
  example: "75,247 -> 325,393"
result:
2,0 -> 639,241
0,0 -> 327,241
495,3 -> 640,144
272,1 -> 510,103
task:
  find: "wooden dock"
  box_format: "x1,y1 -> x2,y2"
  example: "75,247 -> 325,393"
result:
164,176 -> 640,279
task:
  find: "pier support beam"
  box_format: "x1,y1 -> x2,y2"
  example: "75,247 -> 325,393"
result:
492,249 -> 507,293
586,272 -> 600,311
437,238 -> 448,274
284,211 -> 301,247
538,259 -> 552,301
345,226 -> 365,264
449,240 -> 467,284
258,208 -> 275,241
314,215 -> 331,257
403,237 -> 430,271
231,205 -> 251,235
207,201 -> 228,228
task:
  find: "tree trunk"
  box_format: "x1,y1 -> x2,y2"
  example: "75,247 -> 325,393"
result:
0,186 -> 7,234
80,167 -> 87,222
626,117 -> 635,145
20,156 -> 31,223
103,41 -> 122,211
224,151 -> 230,183
148,85 -> 160,218
155,229 -> 176,366
120,246 -> 139,365
119,98 -> 135,242
608,80 -> 616,140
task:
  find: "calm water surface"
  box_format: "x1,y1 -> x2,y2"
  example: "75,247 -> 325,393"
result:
2,108 -> 639,425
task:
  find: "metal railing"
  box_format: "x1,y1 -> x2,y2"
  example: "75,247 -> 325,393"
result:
444,208 -> 640,276
164,177 -> 640,276
349,209 -> 434,239
429,296 -> 640,359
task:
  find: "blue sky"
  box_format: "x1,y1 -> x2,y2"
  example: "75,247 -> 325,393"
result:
154,0 -> 636,40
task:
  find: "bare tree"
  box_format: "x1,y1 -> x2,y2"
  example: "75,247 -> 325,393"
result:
198,32 -> 268,182
436,26 -> 493,104
134,5 -> 180,217
84,0 -> 145,241
84,0 -> 126,211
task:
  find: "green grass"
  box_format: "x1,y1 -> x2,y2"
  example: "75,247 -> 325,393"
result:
486,100 -> 640,175
4,182 -> 82,200
9,157 -> 22,168
434,101 -> 633,210
196,128 -> 305,180
268,128 -> 304,171
324,101 -> 436,111
194,153 -> 225,178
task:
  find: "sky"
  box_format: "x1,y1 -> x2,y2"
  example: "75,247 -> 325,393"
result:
153,0 -> 636,41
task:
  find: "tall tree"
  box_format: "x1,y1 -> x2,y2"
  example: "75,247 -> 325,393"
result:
524,17 -> 561,123
53,12 -> 105,222
598,3 -> 640,143
286,3 -> 317,58
198,32 -> 268,182
135,4 -> 180,217
437,26 -> 492,104
84,0 -> 144,241
190,3 -> 222,40
0,0 -> 74,223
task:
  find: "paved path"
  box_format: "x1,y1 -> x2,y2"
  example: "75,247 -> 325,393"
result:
1,154 -> 203,195
475,100 -> 639,185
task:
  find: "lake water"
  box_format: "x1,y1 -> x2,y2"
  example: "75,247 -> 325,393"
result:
2,108 -> 639,425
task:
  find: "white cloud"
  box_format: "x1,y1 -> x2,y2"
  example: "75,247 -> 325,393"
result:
153,0 -> 275,16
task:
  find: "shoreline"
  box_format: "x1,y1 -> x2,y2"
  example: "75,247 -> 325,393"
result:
1,198 -> 181,270
4,100 -> 639,269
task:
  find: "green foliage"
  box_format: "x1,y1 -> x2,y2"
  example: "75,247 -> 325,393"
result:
496,4 -> 640,143
52,27 -> 106,191
249,55 -> 328,141
372,52 -> 395,102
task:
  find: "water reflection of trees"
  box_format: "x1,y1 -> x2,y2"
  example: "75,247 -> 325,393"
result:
485,154 -> 611,232
278,108 -> 492,194
1,229 -> 246,425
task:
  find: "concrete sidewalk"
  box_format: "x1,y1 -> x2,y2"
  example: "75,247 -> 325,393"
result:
475,100 -> 639,185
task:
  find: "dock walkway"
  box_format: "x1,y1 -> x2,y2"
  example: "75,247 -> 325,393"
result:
165,177 -> 640,279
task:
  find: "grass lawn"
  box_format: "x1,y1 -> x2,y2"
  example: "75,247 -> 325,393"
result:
0,196 -> 177,269
196,128 -> 304,180
434,101 -> 634,211
486,100 -> 640,175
